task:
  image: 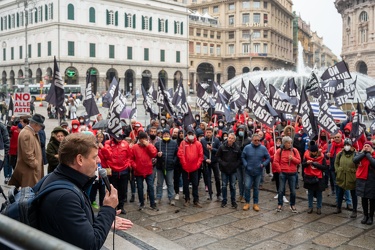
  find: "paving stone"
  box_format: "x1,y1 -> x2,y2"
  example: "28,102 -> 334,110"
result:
316,214 -> 352,226
364,228 -> 375,238
229,218 -> 267,230
244,240 -> 290,250
336,245 -> 368,250
347,218 -> 375,229
230,209 -> 260,219
181,211 -> 215,223
290,243 -> 330,250
257,210 -> 294,222
312,232 -> 350,248
301,221 -> 336,233
199,214 -> 238,227
178,223 -> 211,234
203,224 -> 245,239
150,211 -> 189,222
235,227 -> 280,244
273,228 -> 319,245
156,218 -> 187,230
174,233 -> 217,249
204,237 -> 250,250
348,235 -> 375,249
290,212 -> 323,223
132,217 -> 157,228
205,207 -> 236,216
333,225 -> 364,238
263,218 -> 304,232
157,228 -> 190,241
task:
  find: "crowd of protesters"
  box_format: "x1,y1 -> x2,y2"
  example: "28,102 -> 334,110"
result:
1,106 -> 375,225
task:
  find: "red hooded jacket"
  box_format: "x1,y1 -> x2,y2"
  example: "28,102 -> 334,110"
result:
101,139 -> 131,172
177,136 -> 204,173
273,147 -> 301,173
130,143 -> 157,178
356,151 -> 375,180
303,151 -> 325,178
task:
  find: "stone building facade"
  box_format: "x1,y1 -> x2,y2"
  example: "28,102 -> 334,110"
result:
335,0 -> 375,77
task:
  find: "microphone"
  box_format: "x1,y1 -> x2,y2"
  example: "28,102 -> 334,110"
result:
98,169 -> 111,194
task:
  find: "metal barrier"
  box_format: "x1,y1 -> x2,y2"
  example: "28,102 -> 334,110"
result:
0,214 -> 81,250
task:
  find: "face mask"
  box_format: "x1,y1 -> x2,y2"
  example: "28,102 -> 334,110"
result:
344,132 -> 350,136
276,143 -> 281,147
223,137 -> 228,140
73,125 -> 78,129
219,123 -> 223,127
238,131 -> 244,137
195,117 -> 199,121
344,145 -> 351,151
172,135 -> 177,139
149,134 -> 156,140
188,135 -> 194,141
163,137 -> 170,141
248,122 -> 253,126
79,120 -> 84,123
161,120 -> 165,124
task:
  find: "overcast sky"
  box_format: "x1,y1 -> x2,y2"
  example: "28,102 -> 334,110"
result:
293,0 -> 342,58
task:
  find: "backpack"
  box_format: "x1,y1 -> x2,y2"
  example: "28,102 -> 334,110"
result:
0,175 -> 85,229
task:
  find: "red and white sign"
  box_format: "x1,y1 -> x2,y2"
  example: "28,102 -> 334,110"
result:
14,93 -> 30,116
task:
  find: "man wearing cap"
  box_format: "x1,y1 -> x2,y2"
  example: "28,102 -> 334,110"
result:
177,128 -> 204,207
9,113 -> 45,188
155,129 -> 177,205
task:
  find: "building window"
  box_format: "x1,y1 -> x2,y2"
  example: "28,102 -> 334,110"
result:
253,13 -> 260,24
158,18 -> 168,32
109,45 -> 115,59
108,10 -> 114,25
213,6 -> 219,13
228,44 -> 235,54
242,0 -> 250,9
11,14 -> 15,28
243,30 -> 250,39
89,7 -> 95,23
68,41 -> 74,56
242,13 -> 250,24
37,43 -> 41,57
160,49 -> 165,62
3,48 -> 5,61
89,43 -> 95,57
263,43 -> 268,53
11,47 -> 14,60
38,6 -> 42,22
202,7 -> 208,14
210,45 -> 214,55
67,4 -> 74,20
144,48 -> 149,61
176,51 -> 180,63
127,46 -> 132,60
19,46 -> 23,59
28,44 -> 31,58
264,1 -> 268,9
253,0 -> 260,8
48,3 -> 53,20
263,30 -> 268,38
359,11 -> 368,22
347,16 -> 351,26
254,43 -> 260,53
203,44 -> 208,54
142,16 -> 149,30
47,41 -> 51,56
196,43 -> 201,53
229,15 -> 234,26
242,43 -> 250,54
217,46 -> 221,55
20,12 -> 24,26
228,3 -> 235,11
228,31 -> 235,39
253,30 -> 261,38
174,21 -> 181,34
360,29 -> 367,43
264,14 -> 268,24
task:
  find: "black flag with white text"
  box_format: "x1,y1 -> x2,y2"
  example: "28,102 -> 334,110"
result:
297,87 -> 318,139
321,61 -> 352,81
83,73 -> 100,118
350,102 -> 366,143
107,82 -> 126,139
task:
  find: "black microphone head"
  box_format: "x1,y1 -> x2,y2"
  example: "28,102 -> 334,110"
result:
98,168 -> 107,178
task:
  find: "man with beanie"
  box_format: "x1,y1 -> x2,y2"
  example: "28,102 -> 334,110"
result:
155,129 -> 178,206
235,125 -> 251,203
177,128 -> 204,207
130,131 -> 158,210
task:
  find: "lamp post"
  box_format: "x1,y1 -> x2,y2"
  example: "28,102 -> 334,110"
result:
249,30 -> 253,72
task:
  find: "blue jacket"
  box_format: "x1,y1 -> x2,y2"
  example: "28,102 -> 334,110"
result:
155,139 -> 178,171
241,143 -> 271,176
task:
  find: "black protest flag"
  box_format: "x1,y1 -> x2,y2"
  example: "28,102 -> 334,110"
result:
281,78 -> 298,97
332,77 -> 356,106
213,81 -> 231,104
196,83 -> 211,111
366,85 -> 375,99
102,77 -> 120,108
6,96 -> 13,123
257,78 -> 269,97
370,120 -> 375,135
229,87 -> 246,112
141,85 -> 158,119
268,85 -> 295,115
364,97 -> 375,120
321,61 -> 352,81
321,79 -> 345,94
317,93 -> 339,135
214,92 -> 226,115
350,102 -> 366,143
297,87 -> 318,138
157,78 -> 175,117
83,73 -> 100,118
171,81 -> 195,127
107,82 -> 126,139
305,71 -> 320,93
46,57 -> 65,110
129,95 -> 137,120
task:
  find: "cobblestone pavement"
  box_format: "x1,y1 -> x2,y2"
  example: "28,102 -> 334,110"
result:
1,102 -> 374,249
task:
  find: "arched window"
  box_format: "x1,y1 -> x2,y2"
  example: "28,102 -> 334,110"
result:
89,7 -> 95,23
359,11 -> 368,22
347,16 -> 351,26
67,4 -> 74,20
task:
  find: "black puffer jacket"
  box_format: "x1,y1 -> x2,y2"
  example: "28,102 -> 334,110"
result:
155,139 -> 178,171
235,125 -> 251,151
38,164 -> 116,249
216,140 -> 242,174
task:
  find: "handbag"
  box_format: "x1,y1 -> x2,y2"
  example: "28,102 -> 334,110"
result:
304,175 -> 319,184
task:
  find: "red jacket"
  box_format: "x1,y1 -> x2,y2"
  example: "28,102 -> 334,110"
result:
101,139 -> 131,172
303,151 -> 325,178
356,151 -> 375,180
329,140 -> 344,158
177,137 -> 204,173
273,147 -> 301,173
130,143 -> 157,177
9,126 -> 20,155
70,120 -> 80,133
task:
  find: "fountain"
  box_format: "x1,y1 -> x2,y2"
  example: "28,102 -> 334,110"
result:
222,42 -> 373,102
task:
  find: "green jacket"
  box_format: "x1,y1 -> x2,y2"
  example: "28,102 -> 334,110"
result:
334,149 -> 357,190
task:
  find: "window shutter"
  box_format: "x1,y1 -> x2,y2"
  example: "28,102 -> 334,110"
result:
158,18 -> 161,32
115,11 -> 118,26
181,22 -> 183,35
142,16 -> 145,30
51,4 -> 53,19
165,19 -> 168,33
17,13 -> 19,27
106,10 -> 109,25
125,12 -> 128,27
45,5 -> 48,20
174,21 -> 176,34
149,17 -> 152,31
132,14 -> 136,29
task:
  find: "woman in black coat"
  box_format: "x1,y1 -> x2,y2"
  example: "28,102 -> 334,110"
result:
353,141 -> 375,225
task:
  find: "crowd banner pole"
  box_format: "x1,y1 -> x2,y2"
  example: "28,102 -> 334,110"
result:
317,127 -> 321,146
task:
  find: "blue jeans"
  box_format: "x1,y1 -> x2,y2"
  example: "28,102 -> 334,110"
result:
136,173 -> 156,206
2,156 -> 11,178
244,173 -> 262,204
337,187 -> 357,211
237,166 -> 245,197
308,190 -> 322,209
156,169 -> 174,200
221,172 -> 237,204
278,172 -> 296,206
